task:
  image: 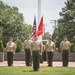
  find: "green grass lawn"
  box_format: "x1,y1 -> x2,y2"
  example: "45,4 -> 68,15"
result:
0,66 -> 75,75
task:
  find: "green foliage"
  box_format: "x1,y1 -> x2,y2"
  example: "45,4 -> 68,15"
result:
16,40 -> 22,52
43,32 -> 51,40
0,40 -> 4,52
52,0 -> 75,51
71,36 -> 75,52
71,43 -> 75,52
0,67 -> 75,75
0,27 -> 3,38
0,1 -> 32,46
43,41 -> 47,45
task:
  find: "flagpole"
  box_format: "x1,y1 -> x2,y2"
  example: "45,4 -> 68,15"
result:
38,0 -> 43,41
38,0 -> 41,25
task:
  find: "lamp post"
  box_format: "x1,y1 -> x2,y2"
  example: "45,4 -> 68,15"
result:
51,20 -> 57,29
50,20 -> 57,42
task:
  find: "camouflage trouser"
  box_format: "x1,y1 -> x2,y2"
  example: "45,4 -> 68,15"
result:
40,52 -> 44,63
47,51 -> 53,66
32,51 -> 40,71
25,49 -> 31,66
62,50 -> 69,67
7,52 -> 13,66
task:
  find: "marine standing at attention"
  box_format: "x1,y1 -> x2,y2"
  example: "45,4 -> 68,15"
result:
31,35 -> 42,71
60,36 -> 71,67
24,35 -> 32,66
45,37 -> 55,67
6,37 -> 16,66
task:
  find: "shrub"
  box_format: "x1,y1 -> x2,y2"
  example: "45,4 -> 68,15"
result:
71,43 -> 75,52
0,40 -> 4,52
16,40 -> 22,52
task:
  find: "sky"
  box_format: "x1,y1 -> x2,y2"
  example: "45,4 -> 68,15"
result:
2,0 -> 66,35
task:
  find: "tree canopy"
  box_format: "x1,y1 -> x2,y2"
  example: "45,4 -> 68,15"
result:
0,0 -> 32,46
52,0 -> 75,49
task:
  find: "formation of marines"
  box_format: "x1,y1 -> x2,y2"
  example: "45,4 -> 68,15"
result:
6,35 -> 71,71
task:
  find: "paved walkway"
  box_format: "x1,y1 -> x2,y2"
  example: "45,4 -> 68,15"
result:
0,61 -> 75,67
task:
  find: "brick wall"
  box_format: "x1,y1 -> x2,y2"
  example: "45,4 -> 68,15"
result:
0,53 -> 4,62
4,52 -> 25,61
53,52 -> 75,61
4,52 -> 75,61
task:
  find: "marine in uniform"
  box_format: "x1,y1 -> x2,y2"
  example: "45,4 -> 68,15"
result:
24,35 -> 32,66
31,35 -> 42,71
45,37 -> 55,67
6,37 -> 16,66
60,36 -> 71,67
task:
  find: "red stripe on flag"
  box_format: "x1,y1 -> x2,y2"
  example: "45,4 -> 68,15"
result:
37,16 -> 43,36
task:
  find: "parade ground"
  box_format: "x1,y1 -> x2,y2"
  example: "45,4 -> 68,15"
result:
0,61 -> 75,75
0,61 -> 75,67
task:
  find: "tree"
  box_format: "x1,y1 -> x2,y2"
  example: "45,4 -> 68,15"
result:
16,39 -> 22,52
0,1 -> 32,46
0,40 -> 4,52
43,32 -> 51,40
52,0 -> 75,49
0,27 -> 3,38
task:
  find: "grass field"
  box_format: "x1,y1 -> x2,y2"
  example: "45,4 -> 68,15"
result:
0,66 -> 75,75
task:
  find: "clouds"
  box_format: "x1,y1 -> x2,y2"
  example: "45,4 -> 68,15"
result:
42,0 -> 66,10
2,0 -> 37,8
2,0 -> 66,35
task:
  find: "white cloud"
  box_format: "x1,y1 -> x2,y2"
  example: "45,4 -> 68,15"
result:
2,0 -> 66,34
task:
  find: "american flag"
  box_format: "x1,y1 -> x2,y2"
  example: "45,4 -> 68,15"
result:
31,16 -> 37,40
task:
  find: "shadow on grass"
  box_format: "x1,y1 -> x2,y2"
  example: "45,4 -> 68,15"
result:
23,70 -> 34,72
